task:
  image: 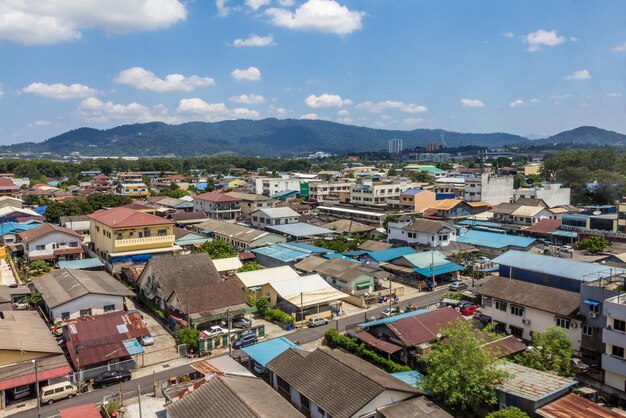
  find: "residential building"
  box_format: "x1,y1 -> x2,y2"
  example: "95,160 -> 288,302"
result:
294,256 -> 380,295
88,207 -> 181,269
266,347 -> 419,418
255,177 -> 302,196
307,181 -> 353,203
456,230 -> 536,257
317,205 -> 386,225
252,243 -> 325,268
510,205 -> 562,226
321,219 -> 374,236
19,223 -> 83,264
225,192 -> 277,218
264,223 -> 334,243
514,183 -> 571,208
477,278 -> 582,353
0,178 -> 19,197
388,138 -> 403,154
361,247 -> 416,268
398,188 -> 437,212
387,217 -> 457,247
602,293 -> 626,392
349,179 -> 412,209
32,268 -> 133,322
415,153 -> 451,163
536,393 -> 625,418
390,251 -> 463,283
115,172 -> 144,183
251,207 -> 301,229
0,220 -> 43,244
168,211 -> 209,227
115,182 -> 149,197
194,219 -> 286,250
0,206 -> 43,222
464,173 -> 514,205
193,192 -> 242,221
426,141 -> 440,152
428,199 -> 474,220
59,215 -> 91,235
0,196 -> 23,209
619,198 -> 626,234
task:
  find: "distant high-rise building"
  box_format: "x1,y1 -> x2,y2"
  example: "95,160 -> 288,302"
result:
426,142 -> 440,152
388,138 -> 403,154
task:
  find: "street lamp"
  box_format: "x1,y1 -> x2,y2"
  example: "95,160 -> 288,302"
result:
32,359 -> 41,418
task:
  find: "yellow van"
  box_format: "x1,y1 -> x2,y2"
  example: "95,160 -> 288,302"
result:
40,382 -> 77,405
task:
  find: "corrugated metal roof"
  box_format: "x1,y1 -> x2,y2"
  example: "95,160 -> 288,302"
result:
287,242 -> 335,254
492,250 -> 626,282
251,243 -> 312,262
389,370 -> 424,388
496,362 -> 576,402
457,230 -> 536,249
358,309 -> 429,327
536,393 -> 624,418
400,251 -> 448,268
242,336 -> 301,366
59,403 -> 102,418
265,223 -> 334,237
367,247 -> 416,262
387,307 -> 462,346
255,207 -> 300,218
57,258 -> 104,269
413,262 -> 463,277
356,331 -> 403,354
234,266 -> 300,288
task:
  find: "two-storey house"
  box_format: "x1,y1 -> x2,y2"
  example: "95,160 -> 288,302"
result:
18,223 -> 83,264
193,192 -> 242,221
250,207 -> 301,229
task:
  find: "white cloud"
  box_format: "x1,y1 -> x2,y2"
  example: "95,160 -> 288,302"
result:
606,92 -> 623,97
215,0 -> 231,16
265,0 -> 364,35
245,0 -> 271,11
337,109 -> 350,116
77,97 -> 170,124
277,0 -> 295,5
34,120 -> 50,127
231,67 -> 262,82
509,99 -> 526,108
305,93 -> 351,108
460,98 -> 484,108
269,105 -> 288,117
300,113 -> 319,120
613,41 -> 626,52
356,100 -> 427,113
0,0 -> 186,45
569,36 -> 579,42
524,29 -> 566,52
23,82 -> 98,99
565,69 -> 591,80
230,34 -> 275,47
529,98 -> 541,103
114,67 -> 214,92
230,94 -> 266,104
502,32 -> 515,38
176,98 -> 259,121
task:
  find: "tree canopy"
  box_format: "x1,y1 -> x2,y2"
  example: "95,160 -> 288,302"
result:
577,235 -> 608,253
486,407 -> 529,418
513,327 -> 573,376
195,240 -> 238,259
44,193 -> 133,223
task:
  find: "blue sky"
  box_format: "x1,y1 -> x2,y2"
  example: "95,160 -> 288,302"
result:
0,0 -> 624,145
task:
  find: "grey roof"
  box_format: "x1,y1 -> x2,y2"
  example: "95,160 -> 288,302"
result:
476,277 -> 580,317
265,223 -> 334,238
253,207 -> 300,218
32,269 -> 134,308
496,361 -> 576,402
377,397 -> 453,418
297,256 -> 378,281
167,375 -> 303,418
171,281 -> 247,316
358,240 -> 394,252
515,197 -> 547,207
294,255 -> 330,272
266,347 -> 418,418
0,311 -> 62,354
490,203 -> 521,215
402,218 -> 454,234
196,219 -> 273,243
492,250 -> 626,282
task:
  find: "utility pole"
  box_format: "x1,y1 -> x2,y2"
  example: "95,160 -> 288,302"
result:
32,359 -> 41,418
227,308 -> 232,357
300,292 -> 304,328
388,276 -> 393,313
137,385 -> 143,418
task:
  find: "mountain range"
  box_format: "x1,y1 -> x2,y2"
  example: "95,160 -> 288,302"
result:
2,120 -> 625,157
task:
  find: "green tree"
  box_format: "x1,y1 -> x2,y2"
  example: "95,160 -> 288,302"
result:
28,260 -> 51,277
177,327 -> 200,351
486,407 -> 529,418
255,296 -> 269,315
577,235 -> 608,253
237,262 -> 263,272
422,319 -> 507,413
195,240 -> 237,259
513,327 -> 573,376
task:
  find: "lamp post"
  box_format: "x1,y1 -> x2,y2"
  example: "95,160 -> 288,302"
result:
32,359 -> 41,418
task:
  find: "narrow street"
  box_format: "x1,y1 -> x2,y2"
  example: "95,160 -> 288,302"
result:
8,286 -> 451,418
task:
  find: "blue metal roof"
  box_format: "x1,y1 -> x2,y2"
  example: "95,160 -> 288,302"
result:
122,339 -> 144,355
241,336 -> 301,366
493,250 -> 626,282
34,205 -> 47,215
251,243 -> 313,262
401,188 -> 424,196
562,214 -> 588,221
287,242 -> 335,254
366,247 -> 416,262
358,309 -> 429,327
458,220 -> 503,228
390,370 -> 423,389
400,251 -> 448,268
266,223 -> 333,237
414,262 -> 464,277
0,221 -> 43,235
58,258 -> 105,269
550,230 -> 578,238
457,230 -> 535,249
271,189 -> 299,198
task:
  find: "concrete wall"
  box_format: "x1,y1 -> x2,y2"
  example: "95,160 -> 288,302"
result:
50,294 -> 125,321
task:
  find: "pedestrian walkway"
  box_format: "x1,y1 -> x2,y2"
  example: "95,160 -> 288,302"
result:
0,258 -> 17,286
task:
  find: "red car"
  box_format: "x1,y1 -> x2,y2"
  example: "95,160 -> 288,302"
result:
460,304 -> 478,316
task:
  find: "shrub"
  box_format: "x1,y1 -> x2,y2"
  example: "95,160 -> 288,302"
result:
264,307 -> 294,325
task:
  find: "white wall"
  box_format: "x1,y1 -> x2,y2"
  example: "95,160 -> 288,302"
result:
352,390 -> 416,417
25,231 -> 81,260
50,293 -> 125,321
387,221 -> 456,247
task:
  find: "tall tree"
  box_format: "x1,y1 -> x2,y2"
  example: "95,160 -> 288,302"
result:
195,240 -> 237,259
513,327 -> 573,376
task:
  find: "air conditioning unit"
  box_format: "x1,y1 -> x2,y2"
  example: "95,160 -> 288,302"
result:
522,318 -> 531,325
571,322 -> 578,328
590,312 -> 598,319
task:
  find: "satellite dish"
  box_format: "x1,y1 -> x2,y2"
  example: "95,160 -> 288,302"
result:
593,210 -> 601,215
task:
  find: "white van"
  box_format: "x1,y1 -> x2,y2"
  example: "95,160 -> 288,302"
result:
40,382 -> 77,405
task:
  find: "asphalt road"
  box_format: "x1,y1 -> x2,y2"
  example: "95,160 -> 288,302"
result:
9,286 -> 451,418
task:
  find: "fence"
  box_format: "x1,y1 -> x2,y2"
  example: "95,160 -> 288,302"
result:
68,359 -> 137,387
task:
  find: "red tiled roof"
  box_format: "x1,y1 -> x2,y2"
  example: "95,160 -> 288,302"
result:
386,307 -> 462,346
523,218 -> 561,235
19,223 -> 81,244
122,202 -> 153,210
60,403 -> 102,418
356,331 -> 403,354
88,206 -> 174,228
0,365 -> 72,391
194,192 -> 240,202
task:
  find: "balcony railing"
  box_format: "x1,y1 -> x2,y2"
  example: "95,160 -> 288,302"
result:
114,235 -> 175,248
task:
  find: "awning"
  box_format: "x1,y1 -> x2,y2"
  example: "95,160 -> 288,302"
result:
123,339 -> 144,355
58,258 -> 104,269
0,365 -> 72,391
28,254 -> 55,261
54,247 -> 84,256
583,299 -> 600,307
550,230 -> 578,238
109,245 -> 183,258
356,281 -> 375,289
413,262 -> 464,277
356,331 -> 403,354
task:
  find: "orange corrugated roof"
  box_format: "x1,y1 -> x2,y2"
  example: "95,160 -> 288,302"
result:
435,199 -> 463,210
88,206 -> 174,228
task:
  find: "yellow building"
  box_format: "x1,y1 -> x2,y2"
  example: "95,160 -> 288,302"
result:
88,207 -> 182,268
227,179 -> 247,188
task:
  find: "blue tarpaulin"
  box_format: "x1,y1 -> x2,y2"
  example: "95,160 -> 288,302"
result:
583,299 -> 600,307
122,339 -> 144,355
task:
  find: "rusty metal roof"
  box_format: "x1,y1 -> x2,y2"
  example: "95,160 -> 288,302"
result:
386,307 -> 462,347
536,393 -> 624,418
482,335 -> 527,359
496,362 -> 576,402
356,331 -> 403,354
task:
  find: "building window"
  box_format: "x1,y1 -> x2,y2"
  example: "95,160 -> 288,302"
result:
300,394 -> 310,410
318,406 -> 326,416
509,326 -> 523,338
80,308 -> 92,317
614,319 -> 626,332
510,305 -> 524,317
104,304 -> 115,313
157,229 -> 167,236
61,312 -> 70,320
69,241 -> 79,247
35,245 -> 45,251
276,376 -> 290,393
495,300 -> 507,312
612,345 -> 625,358
556,317 -> 570,329
582,325 -> 593,336
590,303 -> 600,313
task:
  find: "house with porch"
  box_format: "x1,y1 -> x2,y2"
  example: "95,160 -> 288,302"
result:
18,223 -> 83,264
387,217 -> 457,247
193,192 -> 242,221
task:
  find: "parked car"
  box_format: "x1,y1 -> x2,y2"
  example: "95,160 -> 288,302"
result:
140,335 -> 155,346
232,316 -> 252,329
93,370 -> 131,388
380,308 -> 405,318
253,362 -> 266,374
40,382 -> 77,405
232,332 -> 258,349
449,281 -> 468,291
560,245 -> 574,253
204,325 -> 228,337
571,358 -> 590,373
479,314 -> 492,324
472,308 -> 482,319
308,317 -> 329,328
460,304 -> 478,316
